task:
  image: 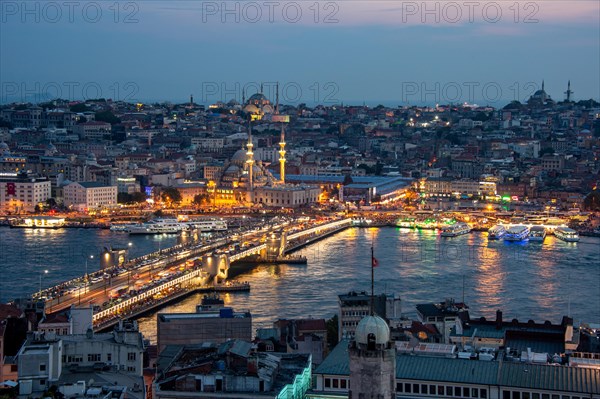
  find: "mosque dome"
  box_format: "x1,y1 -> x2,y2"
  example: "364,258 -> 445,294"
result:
244,104 -> 260,114
0,142 -> 9,155
355,315 -> 390,346
231,149 -> 248,165
248,93 -> 268,103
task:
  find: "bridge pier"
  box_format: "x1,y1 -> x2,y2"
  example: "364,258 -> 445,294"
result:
202,253 -> 230,283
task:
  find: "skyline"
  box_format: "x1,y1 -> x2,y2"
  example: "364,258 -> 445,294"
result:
1,1 -> 599,105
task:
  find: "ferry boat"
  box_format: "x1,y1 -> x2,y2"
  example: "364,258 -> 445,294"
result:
110,223 -> 136,232
128,218 -> 186,235
503,225 -> 530,242
488,225 -> 506,240
554,226 -> 580,242
395,218 -> 415,228
10,216 -> 65,229
440,222 -> 471,237
528,226 -> 546,242
187,219 -> 228,232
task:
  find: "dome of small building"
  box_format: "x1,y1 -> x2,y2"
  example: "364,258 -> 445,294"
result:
244,104 -> 260,114
0,142 -> 9,155
355,315 -> 390,346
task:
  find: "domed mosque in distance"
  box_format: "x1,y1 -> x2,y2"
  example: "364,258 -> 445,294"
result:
349,313 -> 396,398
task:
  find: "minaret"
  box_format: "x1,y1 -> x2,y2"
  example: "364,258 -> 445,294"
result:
542,80 -> 545,92
242,88 -> 245,104
246,117 -> 255,197
565,80 -> 573,102
279,126 -> 286,184
276,83 -> 287,184
190,94 -> 194,107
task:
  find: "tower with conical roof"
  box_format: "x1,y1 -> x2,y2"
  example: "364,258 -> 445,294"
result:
348,248 -> 396,398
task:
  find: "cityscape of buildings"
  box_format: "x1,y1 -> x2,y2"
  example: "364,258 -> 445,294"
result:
0,83 -> 599,215
0,84 -> 599,399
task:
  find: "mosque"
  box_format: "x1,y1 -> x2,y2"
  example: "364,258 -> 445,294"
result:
209,86 -> 320,208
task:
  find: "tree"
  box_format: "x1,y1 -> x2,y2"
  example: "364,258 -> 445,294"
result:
539,147 -> 554,157
95,111 -> 121,124
326,314 -> 339,349
161,187 -> 182,205
70,103 -> 89,112
193,193 -> 210,206
583,189 -> 600,211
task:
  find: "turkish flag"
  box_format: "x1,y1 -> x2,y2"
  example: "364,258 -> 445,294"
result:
6,183 -> 16,196
372,256 -> 379,268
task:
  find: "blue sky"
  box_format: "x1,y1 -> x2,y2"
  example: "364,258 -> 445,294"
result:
1,1 -> 599,106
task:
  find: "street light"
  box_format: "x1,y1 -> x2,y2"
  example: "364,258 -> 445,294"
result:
85,255 -> 94,284
38,269 -> 49,298
127,242 -> 133,286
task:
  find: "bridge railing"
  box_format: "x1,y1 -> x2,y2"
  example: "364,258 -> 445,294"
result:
229,244 -> 266,262
92,269 -> 206,324
287,218 -> 352,241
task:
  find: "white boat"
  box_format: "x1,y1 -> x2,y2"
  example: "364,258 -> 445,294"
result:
110,223 -> 136,232
554,226 -> 579,242
395,218 -> 415,228
529,226 -> 546,242
440,222 -> 471,237
488,225 -> 506,240
186,219 -> 228,232
504,225 -> 530,242
128,218 -> 186,235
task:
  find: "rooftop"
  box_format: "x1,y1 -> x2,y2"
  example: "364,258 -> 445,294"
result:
315,340 -> 600,394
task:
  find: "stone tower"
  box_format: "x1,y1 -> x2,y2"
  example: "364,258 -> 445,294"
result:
348,315 -> 396,399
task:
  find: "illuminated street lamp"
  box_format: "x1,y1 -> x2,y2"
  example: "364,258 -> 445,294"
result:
38,269 -> 48,298
85,255 -> 94,283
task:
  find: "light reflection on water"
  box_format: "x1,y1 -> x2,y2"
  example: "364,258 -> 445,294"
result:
135,227 -> 600,344
0,227 -> 179,301
1,226 -> 598,344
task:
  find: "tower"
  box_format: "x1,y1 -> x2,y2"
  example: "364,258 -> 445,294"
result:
190,94 -> 194,107
246,117 -> 255,198
275,83 -> 286,184
279,126 -> 287,183
348,247 -> 396,398
348,316 -> 396,398
564,80 -> 574,102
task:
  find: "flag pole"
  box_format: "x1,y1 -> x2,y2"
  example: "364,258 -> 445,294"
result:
371,245 -> 374,316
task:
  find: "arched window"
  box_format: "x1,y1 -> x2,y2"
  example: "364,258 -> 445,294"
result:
367,333 -> 376,350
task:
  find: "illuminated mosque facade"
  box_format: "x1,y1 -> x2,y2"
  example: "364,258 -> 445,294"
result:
209,85 -> 320,208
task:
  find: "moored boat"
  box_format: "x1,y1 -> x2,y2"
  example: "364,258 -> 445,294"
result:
395,217 -> 416,228
10,216 -> 65,229
504,225 -> 530,242
488,225 -> 506,240
187,219 -> 228,232
529,226 -> 546,242
554,226 -> 579,242
440,222 -> 471,237
128,218 -> 186,235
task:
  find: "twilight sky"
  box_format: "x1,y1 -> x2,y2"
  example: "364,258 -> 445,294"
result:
1,0 -> 599,106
